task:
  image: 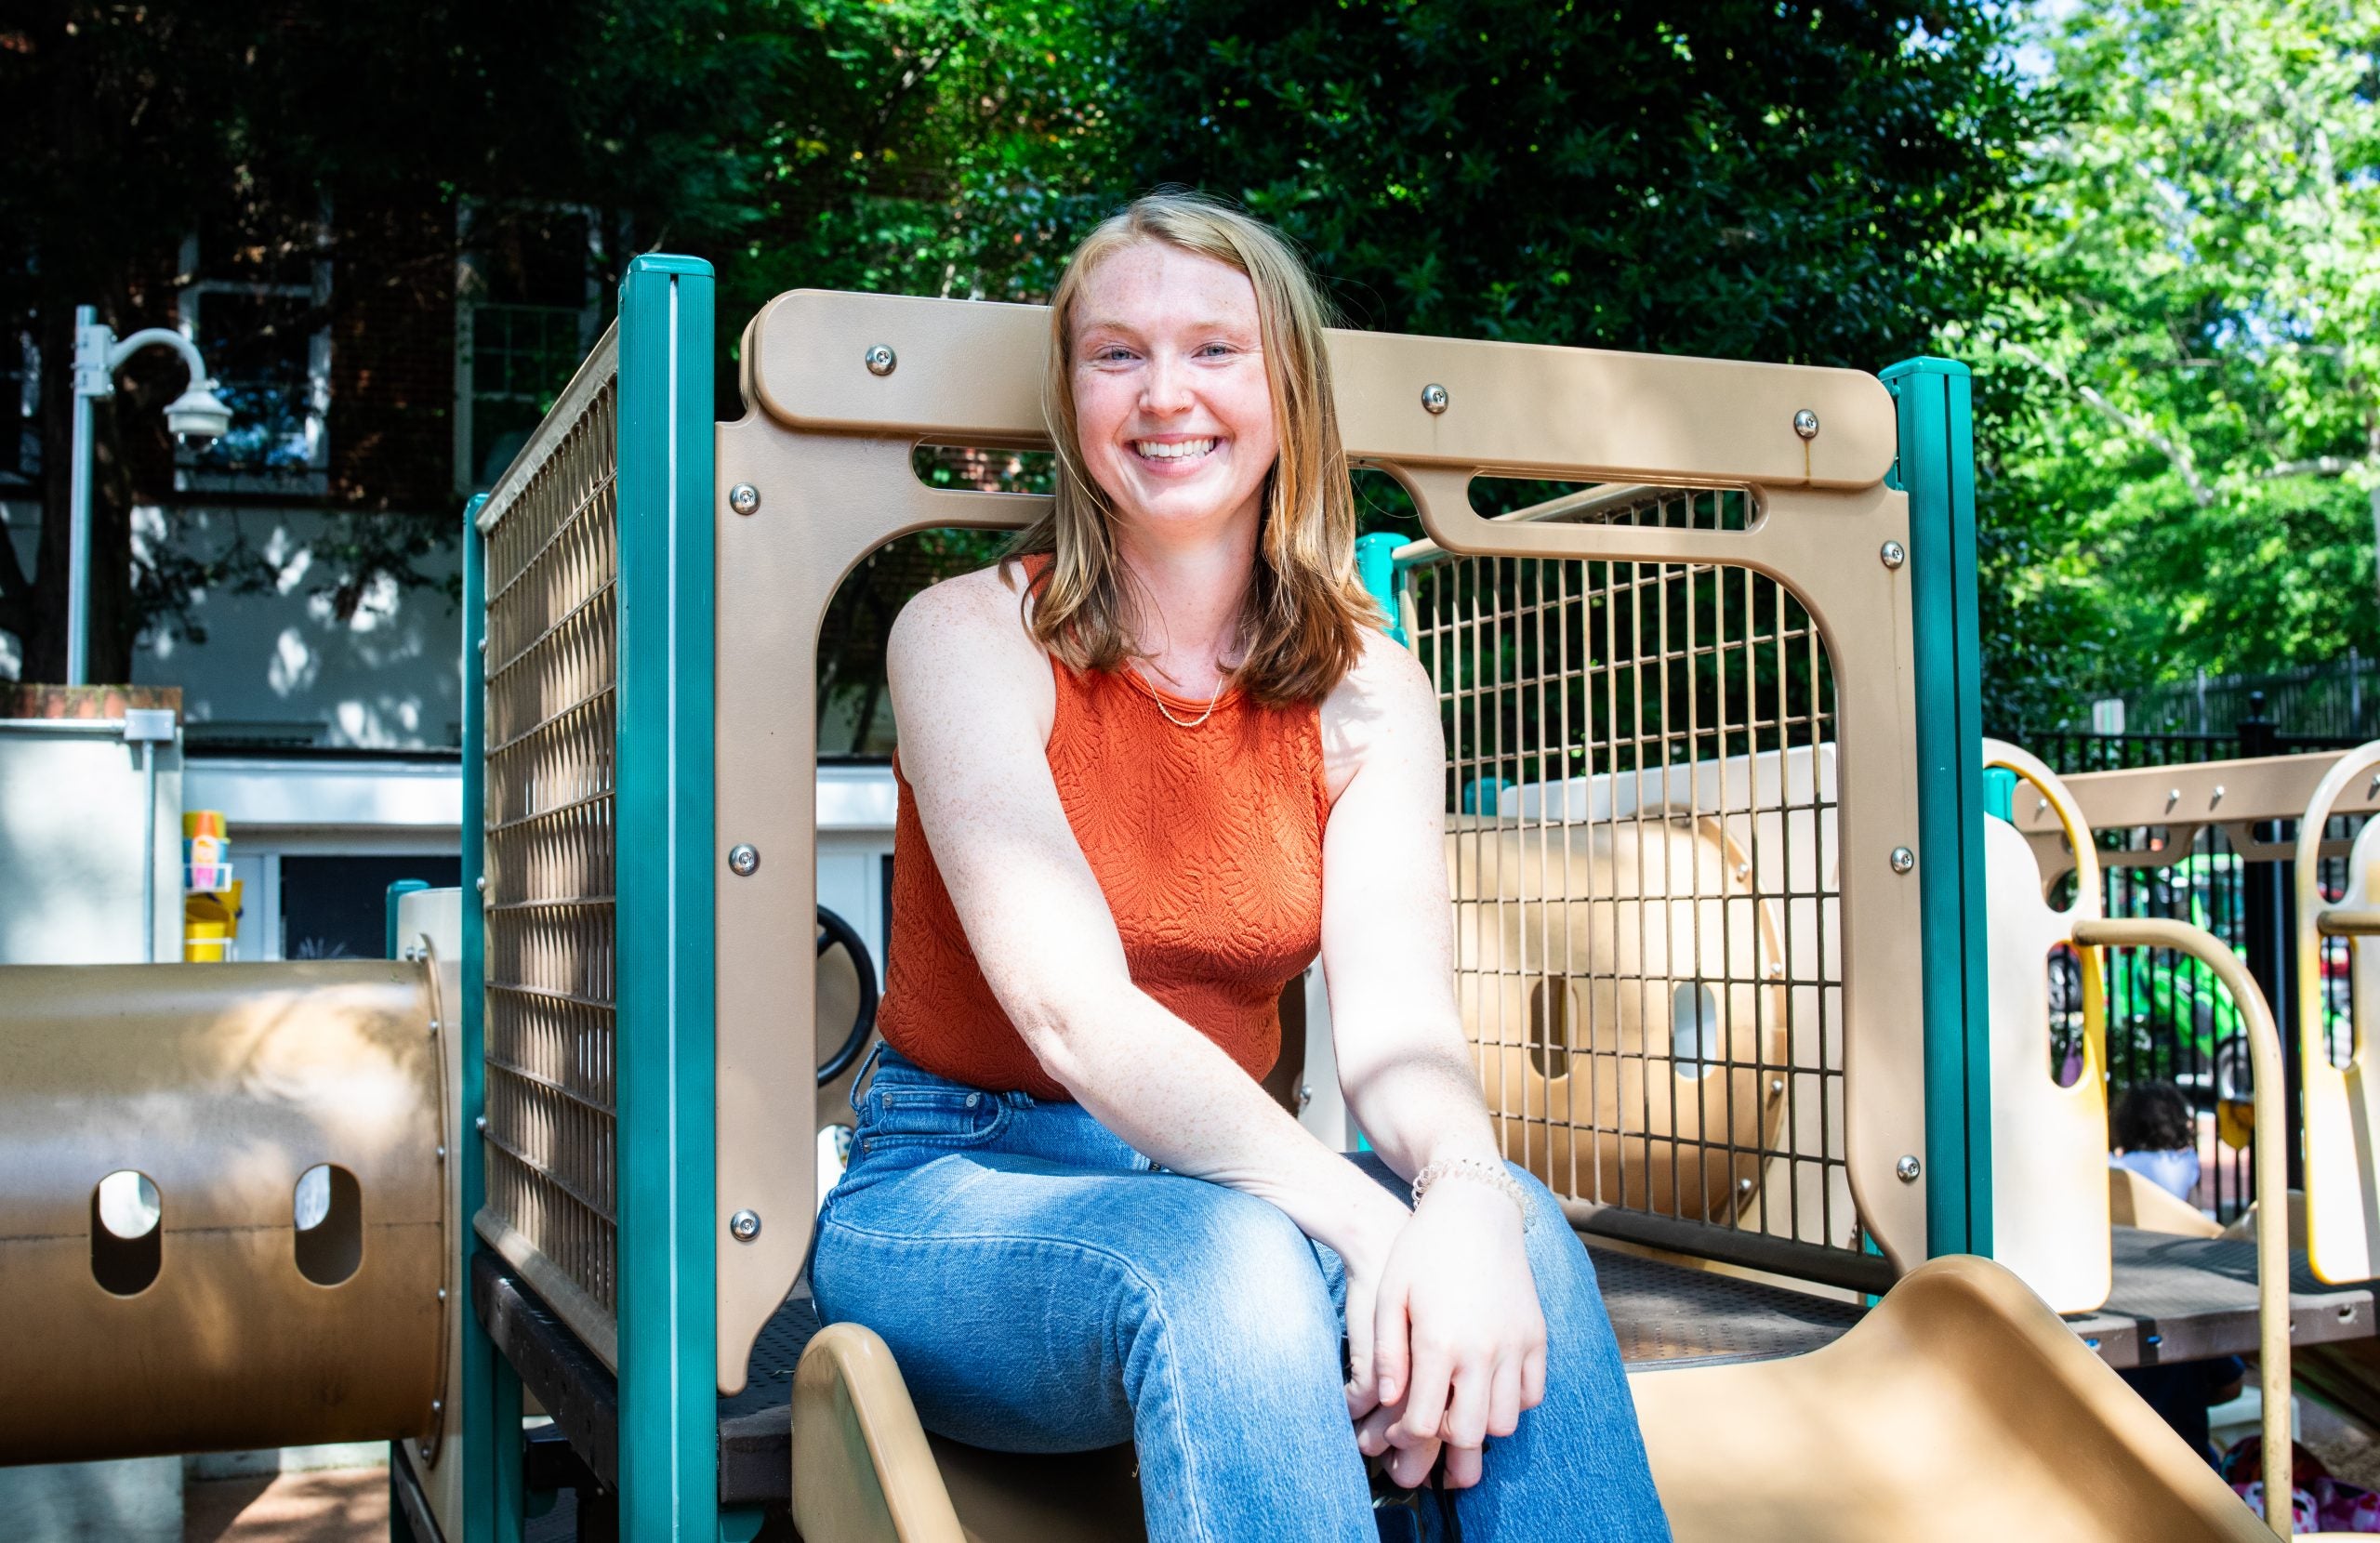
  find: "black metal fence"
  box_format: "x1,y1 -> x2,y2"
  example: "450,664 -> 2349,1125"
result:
2003,704 -> 2369,1220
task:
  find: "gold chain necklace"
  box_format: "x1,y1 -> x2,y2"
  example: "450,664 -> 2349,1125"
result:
1149,685 -> 1222,730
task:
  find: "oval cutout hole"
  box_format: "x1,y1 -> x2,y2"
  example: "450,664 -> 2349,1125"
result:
1671,982 -> 1722,1079
294,1164 -> 362,1286
91,1169 -> 161,1296
1529,978 -> 1572,1079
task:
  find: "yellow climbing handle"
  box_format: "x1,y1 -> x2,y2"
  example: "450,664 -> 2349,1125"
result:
2071,916 -> 2292,1536
2317,910 -> 2380,938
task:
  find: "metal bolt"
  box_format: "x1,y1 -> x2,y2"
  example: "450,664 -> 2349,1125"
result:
434,1145 -> 446,1160
1769,1077 -> 1785,1096
1420,383 -> 1450,415
730,1209 -> 762,1242
727,483 -> 760,517
2165,787 -> 2181,811
431,1400 -> 443,1415
474,876 -> 487,892
429,1019 -> 442,1033
728,844 -> 760,877
1297,1083 -> 1314,1112
475,1115 -> 488,1133
1879,540 -> 1905,570
2211,785 -> 2226,808
1766,962 -> 1786,979
864,344 -> 897,376
437,1286 -> 447,1301
1896,1154 -> 1922,1182
1889,846 -> 1916,875
476,637 -> 487,653
1792,409 -> 1820,441
1737,1176 -> 1755,1194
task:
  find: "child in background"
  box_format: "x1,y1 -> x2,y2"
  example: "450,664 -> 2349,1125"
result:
2111,1078 -> 2201,1203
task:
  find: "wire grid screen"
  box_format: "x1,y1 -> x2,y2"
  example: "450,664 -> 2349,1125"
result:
479,373 -> 621,1337
1409,488 -> 1859,1254
2047,808 -> 2371,1222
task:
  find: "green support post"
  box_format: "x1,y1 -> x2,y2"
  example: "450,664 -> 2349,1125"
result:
613,254 -> 721,1542
385,878 -> 430,959
1882,357 -> 1991,1260
457,492 -> 523,1543
1355,530 -> 1407,644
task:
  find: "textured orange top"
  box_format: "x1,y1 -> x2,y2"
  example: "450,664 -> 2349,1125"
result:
879,574 -> 1330,1100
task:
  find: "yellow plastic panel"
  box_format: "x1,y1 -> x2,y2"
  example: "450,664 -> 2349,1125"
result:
2298,743 -> 2380,1286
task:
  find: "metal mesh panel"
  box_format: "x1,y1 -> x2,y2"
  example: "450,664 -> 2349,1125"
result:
1408,487 -> 1858,1255
479,363 -> 621,1339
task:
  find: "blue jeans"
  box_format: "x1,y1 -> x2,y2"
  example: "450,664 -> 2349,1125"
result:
811,1048 -> 1672,1542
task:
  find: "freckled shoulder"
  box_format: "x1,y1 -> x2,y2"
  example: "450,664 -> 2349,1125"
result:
1319,626 -> 1438,798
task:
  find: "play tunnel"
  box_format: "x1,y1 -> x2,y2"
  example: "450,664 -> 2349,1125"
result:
0,957 -> 454,1466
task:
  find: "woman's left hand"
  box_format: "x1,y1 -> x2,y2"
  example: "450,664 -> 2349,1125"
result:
1368,1174 -> 1547,1488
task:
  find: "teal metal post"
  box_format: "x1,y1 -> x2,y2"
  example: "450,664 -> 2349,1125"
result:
385,878 -> 430,958
457,491 -> 524,1543
1882,357 -> 1991,1259
613,254 -> 721,1541
1355,531 -> 1407,644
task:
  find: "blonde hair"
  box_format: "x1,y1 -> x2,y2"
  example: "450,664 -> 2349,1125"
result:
1007,191 -> 1378,706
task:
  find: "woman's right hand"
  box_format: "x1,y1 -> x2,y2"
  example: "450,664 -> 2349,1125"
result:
1361,1173 -> 1548,1488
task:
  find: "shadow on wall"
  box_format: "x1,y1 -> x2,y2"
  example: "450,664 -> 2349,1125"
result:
129,507 -> 463,750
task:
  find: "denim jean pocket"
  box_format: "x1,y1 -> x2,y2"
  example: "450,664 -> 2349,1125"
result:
856,1084 -> 1009,1154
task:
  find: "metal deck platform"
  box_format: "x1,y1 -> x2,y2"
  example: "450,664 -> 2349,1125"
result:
472,1227 -> 2378,1511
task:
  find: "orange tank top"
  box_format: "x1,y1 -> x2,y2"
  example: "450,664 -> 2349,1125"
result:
878,576 -> 1330,1100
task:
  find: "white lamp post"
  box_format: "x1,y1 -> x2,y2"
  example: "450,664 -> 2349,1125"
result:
66,306 -> 232,685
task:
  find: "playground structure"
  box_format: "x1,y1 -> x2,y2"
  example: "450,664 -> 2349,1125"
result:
0,255 -> 2373,1537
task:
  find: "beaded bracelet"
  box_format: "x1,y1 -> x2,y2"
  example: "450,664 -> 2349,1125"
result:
1410,1155 -> 1533,1231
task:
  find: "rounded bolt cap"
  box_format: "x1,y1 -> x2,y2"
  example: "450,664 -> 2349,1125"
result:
431,1400 -> 443,1414
1880,540 -> 1906,570
437,1286 -> 447,1300
434,1145 -> 446,1160
864,344 -> 897,376
727,482 -> 761,517
728,843 -> 760,877
1896,1154 -> 1923,1182
1890,846 -> 1916,875
1793,408 -> 1820,440
1420,382 -> 1450,415
475,1114 -> 488,1132
730,1208 -> 762,1242
474,876 -> 487,892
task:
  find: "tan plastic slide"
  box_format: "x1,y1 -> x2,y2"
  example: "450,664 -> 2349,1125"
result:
790,1253 -> 2283,1543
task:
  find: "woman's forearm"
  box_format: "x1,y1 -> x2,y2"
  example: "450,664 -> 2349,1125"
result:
1337,1023 -> 1505,1184
1019,983 -> 1407,1261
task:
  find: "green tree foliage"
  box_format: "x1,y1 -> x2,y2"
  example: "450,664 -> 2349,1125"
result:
1104,0 -> 2032,366
0,0 -> 1104,683
1962,0 -> 2380,726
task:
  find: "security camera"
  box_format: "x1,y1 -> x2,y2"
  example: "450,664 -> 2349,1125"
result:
164,380 -> 234,443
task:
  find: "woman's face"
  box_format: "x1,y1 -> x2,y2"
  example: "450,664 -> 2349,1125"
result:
1067,242 -> 1279,544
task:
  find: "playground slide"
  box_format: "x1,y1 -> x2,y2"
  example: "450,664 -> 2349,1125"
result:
789,1254 -> 2279,1543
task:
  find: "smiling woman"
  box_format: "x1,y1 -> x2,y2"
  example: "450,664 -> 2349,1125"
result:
805,192 -> 1672,1542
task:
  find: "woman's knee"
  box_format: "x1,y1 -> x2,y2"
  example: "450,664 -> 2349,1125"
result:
1129,1183 -> 1339,1359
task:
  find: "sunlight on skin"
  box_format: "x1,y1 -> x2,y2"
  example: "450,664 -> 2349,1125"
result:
1067,244 -> 1278,697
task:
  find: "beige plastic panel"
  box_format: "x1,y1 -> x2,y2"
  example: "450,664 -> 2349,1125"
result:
2016,751 -> 2380,884
0,961 -> 446,1464
1980,743 -> 2111,1313
744,290 -> 1898,489
1633,1255 -> 2273,1543
716,289 -> 1927,1387
2297,742 -> 2380,1286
